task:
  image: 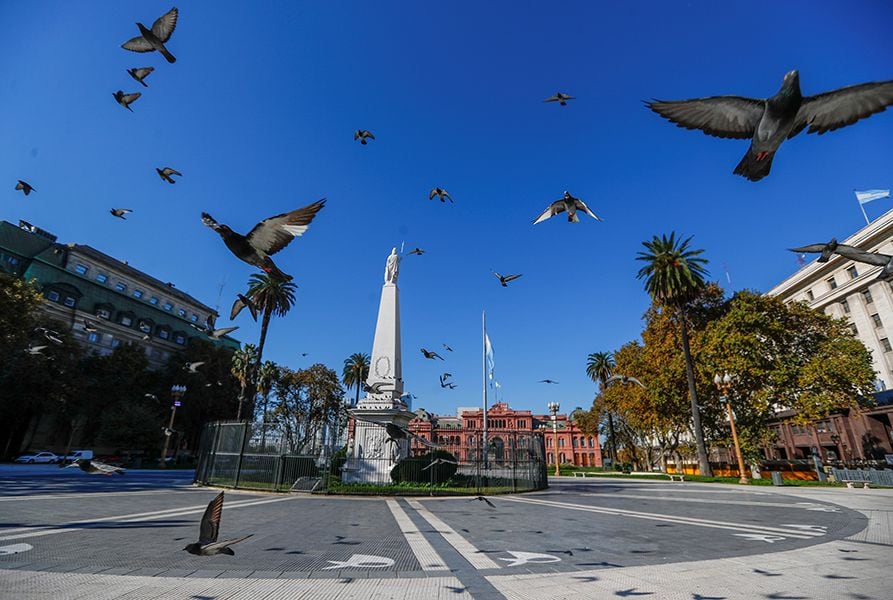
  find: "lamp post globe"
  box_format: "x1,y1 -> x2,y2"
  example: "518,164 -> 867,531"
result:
547,402 -> 560,477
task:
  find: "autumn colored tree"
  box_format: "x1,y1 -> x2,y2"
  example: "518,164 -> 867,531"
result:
271,363 -> 345,453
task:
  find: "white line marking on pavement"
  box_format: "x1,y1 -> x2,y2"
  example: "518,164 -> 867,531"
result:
579,492 -> 840,511
0,496 -> 294,542
386,499 -> 449,571
322,553 -> 395,570
0,489 -> 201,502
406,499 -> 501,570
0,543 -> 32,555
502,496 -> 823,539
733,534 -> 787,543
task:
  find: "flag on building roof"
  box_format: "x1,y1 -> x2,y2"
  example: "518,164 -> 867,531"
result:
855,189 -> 890,205
485,332 -> 495,381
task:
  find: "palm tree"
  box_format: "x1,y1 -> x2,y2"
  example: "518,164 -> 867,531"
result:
342,353 -> 370,406
245,273 -> 297,416
586,351 -> 617,468
636,232 -> 712,476
231,344 -> 258,421
256,360 -> 278,449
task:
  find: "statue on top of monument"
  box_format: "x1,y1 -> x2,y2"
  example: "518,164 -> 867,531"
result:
385,247 -> 400,284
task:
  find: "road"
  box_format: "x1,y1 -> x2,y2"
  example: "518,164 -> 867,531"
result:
0,465 -> 888,599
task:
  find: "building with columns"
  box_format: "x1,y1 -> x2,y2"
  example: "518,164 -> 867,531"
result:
765,208 -> 893,463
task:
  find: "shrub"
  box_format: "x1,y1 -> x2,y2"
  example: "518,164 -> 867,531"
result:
391,449 -> 458,485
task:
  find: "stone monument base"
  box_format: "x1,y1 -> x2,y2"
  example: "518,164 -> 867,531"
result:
342,405 -> 415,484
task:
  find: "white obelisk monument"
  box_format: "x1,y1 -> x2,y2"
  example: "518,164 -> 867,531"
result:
342,248 -> 415,483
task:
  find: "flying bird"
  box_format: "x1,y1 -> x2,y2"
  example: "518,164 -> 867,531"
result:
606,374 -> 646,388
300,352 -> 309,357
539,379 -> 559,384
113,90 -> 141,112
230,294 -> 258,321
67,458 -> 125,476
15,180 -> 35,196
127,66 -> 154,87
420,348 -> 444,360
789,238 -> 859,263
202,199 -> 326,281
646,71 -> 893,181
35,327 -> 63,345
183,491 -> 253,556
469,495 -> 496,508
184,361 -> 205,373
429,188 -> 453,203
533,191 -> 603,224
834,247 -> 893,280
354,130 -> 375,144
24,345 -> 46,355
208,326 -> 238,340
110,208 -> 132,219
121,7 -> 179,64
492,271 -> 522,287
157,167 -> 182,184
82,318 -> 99,333
407,248 -> 425,256
544,92 -> 575,106
422,457 -> 458,471
439,374 -> 457,389
443,343 -> 453,352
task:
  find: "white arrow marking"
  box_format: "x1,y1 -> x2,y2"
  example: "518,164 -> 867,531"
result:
733,534 -> 786,544
780,524 -> 828,533
0,543 -> 33,556
805,507 -> 839,513
498,551 -> 562,567
323,554 -> 395,570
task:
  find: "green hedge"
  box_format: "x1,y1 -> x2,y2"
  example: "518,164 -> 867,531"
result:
391,449 -> 458,484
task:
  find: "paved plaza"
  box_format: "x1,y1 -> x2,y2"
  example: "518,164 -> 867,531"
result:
0,465 -> 890,599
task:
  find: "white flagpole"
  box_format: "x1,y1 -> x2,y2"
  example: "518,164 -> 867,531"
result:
859,200 -> 871,226
482,309 -> 488,469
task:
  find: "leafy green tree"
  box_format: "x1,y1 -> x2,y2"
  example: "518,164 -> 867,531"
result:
636,232 -> 713,476
585,351 -> 616,465
231,344 -> 258,420
342,352 -> 370,406
256,360 -> 279,449
271,363 -> 345,453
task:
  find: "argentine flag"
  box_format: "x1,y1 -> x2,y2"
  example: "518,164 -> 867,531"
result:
855,189 -> 890,205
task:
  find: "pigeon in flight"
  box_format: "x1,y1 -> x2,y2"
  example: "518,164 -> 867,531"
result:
533,191 -> 603,224
82,318 -> 99,333
469,495 -> 496,508
113,90 -> 141,112
35,327 -> 63,345
646,71 -> 893,181
157,167 -> 182,184
127,67 -> 154,87
443,343 -> 453,352
208,326 -> 238,340
230,294 -> 258,321
354,130 -> 375,144
429,188 -> 453,203
202,199 -> 326,281
422,456 -> 458,470
121,7 -> 179,64
421,348 -> 444,360
789,238 -> 859,263
24,345 -> 46,356
15,180 -> 35,196
110,208 -> 132,219
606,374 -> 646,389
183,491 -> 253,556
493,271 -> 522,287
300,352 -> 309,357
440,374 -> 457,389
834,247 -> 893,280
539,379 -> 559,384
544,92 -> 576,106
67,458 -> 125,476
184,361 -> 205,373
407,248 -> 425,256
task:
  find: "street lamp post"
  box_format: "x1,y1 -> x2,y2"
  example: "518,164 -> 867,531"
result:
160,385 -> 186,468
713,373 -> 748,484
548,401 -> 560,477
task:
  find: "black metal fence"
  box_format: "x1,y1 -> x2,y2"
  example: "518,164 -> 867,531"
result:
194,421 -> 548,495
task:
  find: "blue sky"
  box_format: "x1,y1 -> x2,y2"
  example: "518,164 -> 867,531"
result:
2,1 -> 892,417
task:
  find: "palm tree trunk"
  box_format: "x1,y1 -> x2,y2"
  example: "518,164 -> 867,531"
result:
680,313 -> 712,476
246,310 -> 273,421
606,413 -> 617,468
355,381 -> 360,406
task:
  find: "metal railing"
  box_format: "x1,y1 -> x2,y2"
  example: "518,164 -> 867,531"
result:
194,422 -> 548,495
831,467 -> 893,487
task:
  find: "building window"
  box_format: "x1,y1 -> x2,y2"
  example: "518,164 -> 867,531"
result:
177,308 -> 186,317
63,296 -> 76,308
190,313 -> 199,322
827,277 -> 837,290
46,290 -> 60,302
87,332 -> 99,343
157,328 -> 170,340
115,282 -> 127,293
881,338 -> 892,353
174,333 -> 186,345
139,320 -> 152,333
119,315 -> 133,327
96,308 -> 111,320
74,263 -> 89,275
110,338 -> 121,348
163,302 -> 173,312
847,266 -> 858,279
806,289 -> 814,301
850,323 -> 858,336
863,289 -> 874,305
872,313 -> 883,328
558,438 -> 565,448
149,297 -> 159,305
132,290 -> 144,299
96,273 -> 108,284
841,299 -> 850,314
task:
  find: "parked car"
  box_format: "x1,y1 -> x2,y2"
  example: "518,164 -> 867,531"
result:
65,450 -> 94,462
15,451 -> 61,464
